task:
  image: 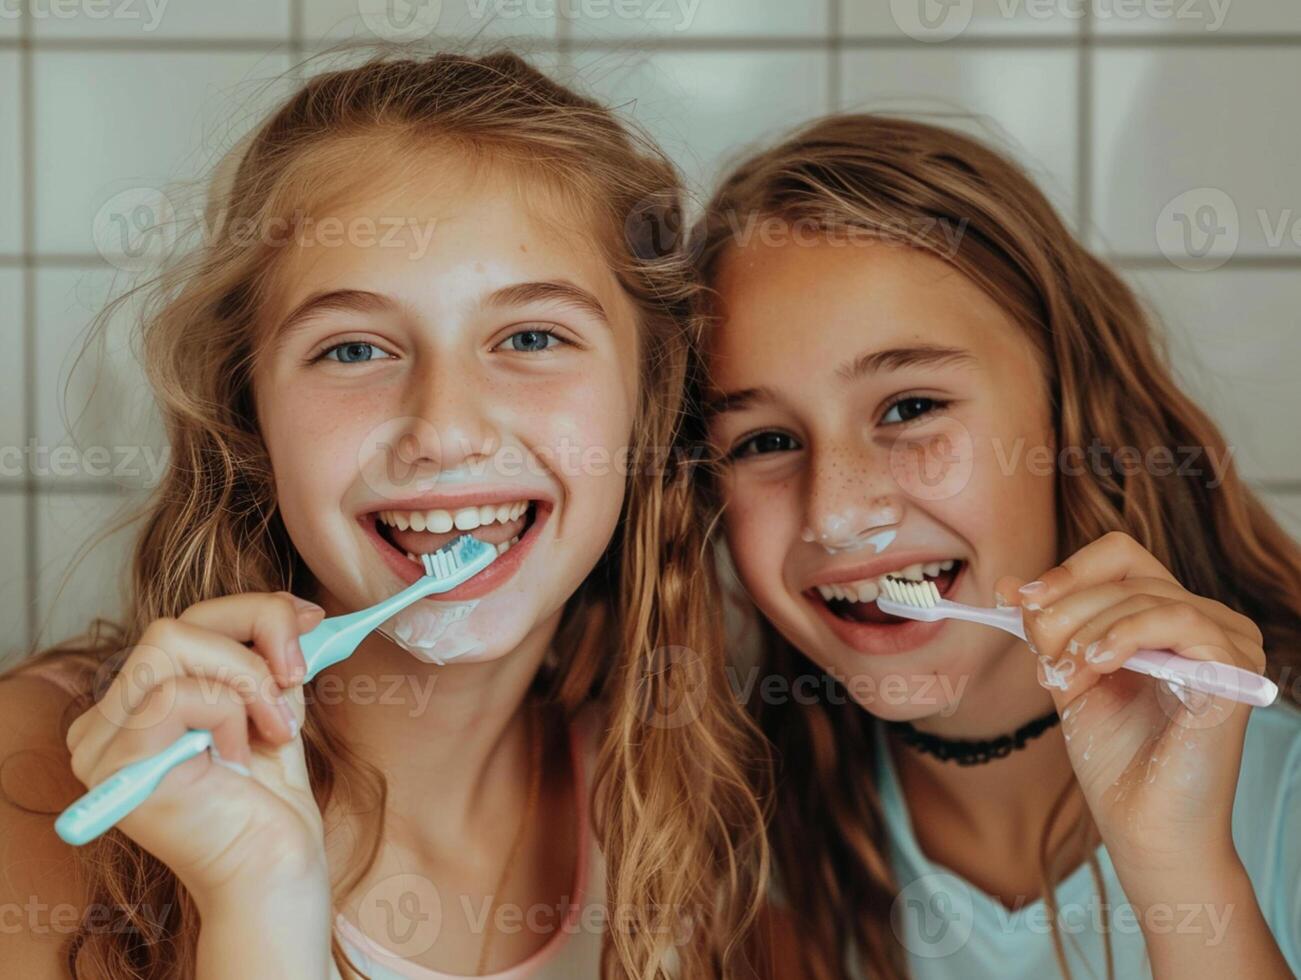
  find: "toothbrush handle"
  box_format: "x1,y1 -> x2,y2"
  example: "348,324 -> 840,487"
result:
959,606 -> 1276,707
1122,649 -> 1278,708
54,729 -> 214,846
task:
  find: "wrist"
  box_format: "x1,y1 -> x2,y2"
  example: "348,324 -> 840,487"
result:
1116,848 -> 1249,916
196,883 -> 334,980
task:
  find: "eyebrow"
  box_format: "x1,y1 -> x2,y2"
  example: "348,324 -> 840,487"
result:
273,280 -> 611,339
274,288 -> 396,338
483,279 -> 610,326
704,344 -> 976,416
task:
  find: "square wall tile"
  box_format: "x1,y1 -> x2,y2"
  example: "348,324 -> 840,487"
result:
35,491 -> 143,649
840,48 -> 1079,226
0,52 -> 20,255
568,0 -> 828,41
0,270 -> 23,474
303,0 -> 560,44
568,49 -> 831,198
1123,268 -> 1301,484
1092,49 -> 1301,260
34,268 -> 166,491
0,493 -> 29,667
845,0 -> 1081,38
0,5 -> 16,37
34,50 -> 294,257
1093,0 -> 1301,35
31,0 -> 290,39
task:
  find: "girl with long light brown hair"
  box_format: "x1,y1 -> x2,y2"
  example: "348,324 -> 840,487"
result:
0,49 -> 768,979
690,114 -> 1301,979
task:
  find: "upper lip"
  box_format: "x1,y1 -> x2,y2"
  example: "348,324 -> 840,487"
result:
357,486 -> 555,516
802,553 -> 963,592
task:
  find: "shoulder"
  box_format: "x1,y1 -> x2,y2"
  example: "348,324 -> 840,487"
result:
0,669 -> 94,977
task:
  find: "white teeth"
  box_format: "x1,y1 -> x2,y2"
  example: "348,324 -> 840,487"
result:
496,540 -> 509,555
379,500 -> 532,533
816,559 -> 961,605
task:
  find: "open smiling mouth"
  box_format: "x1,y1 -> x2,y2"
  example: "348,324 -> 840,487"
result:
361,499 -> 549,592
808,559 -> 966,626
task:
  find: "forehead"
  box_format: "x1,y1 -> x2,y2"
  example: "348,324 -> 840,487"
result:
262,147 -> 621,325
706,236 -> 1031,391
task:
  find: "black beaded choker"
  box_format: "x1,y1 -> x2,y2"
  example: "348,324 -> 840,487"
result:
887,709 -> 1061,766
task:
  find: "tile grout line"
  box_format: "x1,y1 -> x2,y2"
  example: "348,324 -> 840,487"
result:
3,33 -> 1301,52
19,2 -> 35,651
827,0 -> 841,112
1077,3 -> 1093,243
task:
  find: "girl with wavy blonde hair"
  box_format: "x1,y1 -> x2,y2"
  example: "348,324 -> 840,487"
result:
0,49 -> 767,979
690,114 -> 1301,979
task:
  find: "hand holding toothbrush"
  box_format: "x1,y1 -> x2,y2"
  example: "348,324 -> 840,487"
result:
993,531 -> 1268,891
62,591 -> 332,920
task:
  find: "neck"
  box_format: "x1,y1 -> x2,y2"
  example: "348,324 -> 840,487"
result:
314,608 -> 561,848
889,639 -> 1084,880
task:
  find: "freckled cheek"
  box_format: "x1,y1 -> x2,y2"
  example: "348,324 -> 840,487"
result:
260,385 -> 393,521
519,374 -> 635,520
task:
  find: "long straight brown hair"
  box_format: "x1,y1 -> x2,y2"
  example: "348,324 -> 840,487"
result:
2,48 -> 769,979
689,113 -> 1301,980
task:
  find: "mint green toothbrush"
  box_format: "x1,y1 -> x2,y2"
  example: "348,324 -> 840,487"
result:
55,535 -> 496,846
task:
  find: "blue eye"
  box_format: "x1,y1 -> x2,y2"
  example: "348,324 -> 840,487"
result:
730,431 -> 800,460
322,342 -> 390,363
500,328 -> 562,353
882,396 -> 944,424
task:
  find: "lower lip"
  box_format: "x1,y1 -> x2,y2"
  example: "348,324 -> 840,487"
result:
359,503 -> 549,601
807,563 -> 967,657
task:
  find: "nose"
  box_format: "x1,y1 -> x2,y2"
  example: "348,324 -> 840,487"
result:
801,443 -> 905,555
390,354 -> 501,476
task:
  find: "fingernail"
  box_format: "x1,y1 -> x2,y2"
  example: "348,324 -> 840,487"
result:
1019,581 -> 1046,595
210,745 -> 252,778
284,641 -> 307,685
994,591 -> 1011,608
288,595 -> 324,616
276,696 -> 299,738
1085,643 -> 1115,664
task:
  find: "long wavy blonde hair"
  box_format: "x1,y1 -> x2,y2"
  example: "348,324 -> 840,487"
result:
2,48 -> 769,979
689,114 -> 1301,980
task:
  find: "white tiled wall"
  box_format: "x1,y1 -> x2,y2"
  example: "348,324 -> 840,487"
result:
2,1 -> 1299,663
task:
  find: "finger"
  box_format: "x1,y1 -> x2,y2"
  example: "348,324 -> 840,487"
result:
1072,599 -> 1264,677
87,620 -> 295,754
1023,577 -> 1256,663
71,676 -> 255,790
181,593 -> 324,690
1029,594 -> 1172,707
1016,531 -> 1177,609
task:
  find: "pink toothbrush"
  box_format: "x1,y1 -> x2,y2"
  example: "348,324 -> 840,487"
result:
876,578 -> 1277,707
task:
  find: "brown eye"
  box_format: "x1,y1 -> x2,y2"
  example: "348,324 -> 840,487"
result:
882,396 -> 943,424
731,431 -> 799,460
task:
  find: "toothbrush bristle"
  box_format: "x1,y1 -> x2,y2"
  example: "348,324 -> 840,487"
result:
881,576 -> 941,608
420,535 -> 493,578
